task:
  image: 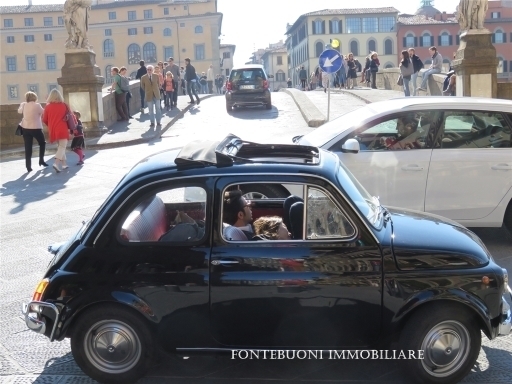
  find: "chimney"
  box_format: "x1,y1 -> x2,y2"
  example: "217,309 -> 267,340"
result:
442,11 -> 447,21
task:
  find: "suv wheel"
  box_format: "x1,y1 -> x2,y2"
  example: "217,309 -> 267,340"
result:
400,304 -> 480,384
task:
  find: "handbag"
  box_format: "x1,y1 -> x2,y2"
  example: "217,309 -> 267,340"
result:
63,104 -> 77,133
15,124 -> 23,136
397,75 -> 403,86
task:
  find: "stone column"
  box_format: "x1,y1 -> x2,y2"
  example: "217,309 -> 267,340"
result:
452,29 -> 498,98
57,49 -> 106,137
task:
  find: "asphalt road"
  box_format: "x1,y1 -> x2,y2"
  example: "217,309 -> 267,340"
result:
1,93 -> 511,384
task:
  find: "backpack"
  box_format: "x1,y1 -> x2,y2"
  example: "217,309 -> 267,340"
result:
119,75 -> 130,92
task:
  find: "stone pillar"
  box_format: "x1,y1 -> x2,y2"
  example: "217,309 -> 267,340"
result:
57,49 -> 106,137
452,29 -> 498,98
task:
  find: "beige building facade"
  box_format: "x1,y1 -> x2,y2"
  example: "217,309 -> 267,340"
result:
219,43 -> 236,78
261,47 -> 288,91
285,7 -> 399,86
0,0 -> 223,104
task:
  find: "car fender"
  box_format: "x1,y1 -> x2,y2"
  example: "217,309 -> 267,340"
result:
57,290 -> 158,341
393,288 -> 493,338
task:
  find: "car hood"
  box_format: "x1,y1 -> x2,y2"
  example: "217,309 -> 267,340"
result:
386,206 -> 490,270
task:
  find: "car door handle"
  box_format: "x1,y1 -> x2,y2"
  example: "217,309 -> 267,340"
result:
491,164 -> 512,171
211,259 -> 239,266
401,165 -> 424,171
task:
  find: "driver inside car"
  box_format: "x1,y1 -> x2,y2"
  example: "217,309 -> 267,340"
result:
381,116 -> 422,150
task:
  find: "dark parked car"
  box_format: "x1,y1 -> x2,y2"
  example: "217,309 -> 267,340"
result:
23,134 -> 511,384
225,64 -> 272,112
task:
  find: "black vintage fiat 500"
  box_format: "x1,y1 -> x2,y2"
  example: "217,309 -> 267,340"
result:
23,135 -> 511,384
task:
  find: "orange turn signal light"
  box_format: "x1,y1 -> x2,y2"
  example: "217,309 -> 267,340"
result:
32,278 -> 49,301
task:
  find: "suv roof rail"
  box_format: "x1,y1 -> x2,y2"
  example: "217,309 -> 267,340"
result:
175,134 -> 320,167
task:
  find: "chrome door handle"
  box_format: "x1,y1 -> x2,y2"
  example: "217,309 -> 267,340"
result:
211,260 -> 239,266
491,164 -> 512,171
401,165 -> 424,171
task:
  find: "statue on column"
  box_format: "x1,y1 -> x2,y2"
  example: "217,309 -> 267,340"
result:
457,0 -> 489,31
64,0 -> 92,49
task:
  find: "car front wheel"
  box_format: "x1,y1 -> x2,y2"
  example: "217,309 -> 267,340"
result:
71,305 -> 154,384
400,304 -> 481,384
226,103 -> 232,112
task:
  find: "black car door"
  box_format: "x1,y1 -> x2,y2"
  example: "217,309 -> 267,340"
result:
209,175 -> 382,348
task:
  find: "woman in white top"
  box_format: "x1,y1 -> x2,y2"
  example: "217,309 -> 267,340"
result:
18,91 -> 48,172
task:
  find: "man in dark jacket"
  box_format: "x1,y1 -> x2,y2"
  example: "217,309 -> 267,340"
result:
408,48 -> 424,96
135,60 -> 147,113
184,58 -> 200,105
299,66 -> 307,91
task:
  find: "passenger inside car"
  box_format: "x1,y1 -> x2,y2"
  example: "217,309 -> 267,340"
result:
382,116 -> 422,150
159,210 -> 205,242
222,190 -> 254,241
253,216 -> 291,240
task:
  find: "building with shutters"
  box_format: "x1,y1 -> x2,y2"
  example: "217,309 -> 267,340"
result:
0,0 -> 223,104
260,42 -> 288,91
285,7 -> 399,86
397,0 -> 512,80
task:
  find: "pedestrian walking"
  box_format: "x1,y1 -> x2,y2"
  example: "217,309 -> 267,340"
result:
18,91 -> 47,172
119,67 -> 132,118
299,66 -> 308,91
110,67 -> 129,121
42,89 -> 71,173
200,72 -> 208,94
71,110 -> 85,165
154,66 -> 165,108
207,64 -> 214,94
140,65 -> 162,128
135,60 -> 147,113
418,46 -> 442,92
399,50 -> 414,97
167,57 -> 181,107
163,71 -> 174,111
180,67 -> 187,95
346,53 -> 359,89
408,48 -> 424,96
185,58 -> 200,105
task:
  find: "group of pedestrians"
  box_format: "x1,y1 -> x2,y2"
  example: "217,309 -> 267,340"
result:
18,89 -> 85,173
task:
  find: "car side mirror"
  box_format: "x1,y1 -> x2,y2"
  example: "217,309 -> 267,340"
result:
268,75 -> 274,78
341,139 -> 360,154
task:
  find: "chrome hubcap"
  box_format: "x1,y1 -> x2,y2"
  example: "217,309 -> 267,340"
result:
84,320 -> 141,373
421,320 -> 470,377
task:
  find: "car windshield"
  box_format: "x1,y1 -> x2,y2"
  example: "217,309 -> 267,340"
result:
336,161 -> 382,228
230,69 -> 265,82
298,105 -> 378,147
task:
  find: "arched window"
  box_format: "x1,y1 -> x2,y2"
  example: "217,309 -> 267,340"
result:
422,33 -> 432,47
105,65 -> 113,84
143,42 -> 157,63
103,39 -> 114,58
350,40 -> 359,56
315,41 -> 324,57
195,25 -> 203,34
330,18 -> 341,34
368,40 -> 376,54
384,39 -> 392,55
497,57 -> 504,73
442,58 -> 451,72
424,59 -> 432,65
494,29 -> 504,43
405,33 -> 415,47
440,32 -> 450,46
127,43 -> 141,65
314,19 -> 323,34
384,62 -> 394,69
163,28 -> 171,37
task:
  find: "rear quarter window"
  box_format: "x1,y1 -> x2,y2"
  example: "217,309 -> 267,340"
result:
230,69 -> 266,81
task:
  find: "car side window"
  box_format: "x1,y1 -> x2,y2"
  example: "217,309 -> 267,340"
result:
306,187 -> 355,239
119,186 -> 207,243
343,112 -> 431,151
440,111 -> 511,149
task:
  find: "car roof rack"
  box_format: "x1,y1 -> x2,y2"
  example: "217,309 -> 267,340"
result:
175,134 -> 320,167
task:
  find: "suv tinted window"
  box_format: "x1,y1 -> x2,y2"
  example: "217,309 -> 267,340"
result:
230,69 -> 266,82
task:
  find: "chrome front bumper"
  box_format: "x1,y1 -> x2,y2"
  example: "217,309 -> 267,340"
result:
21,301 -> 60,341
498,293 -> 512,336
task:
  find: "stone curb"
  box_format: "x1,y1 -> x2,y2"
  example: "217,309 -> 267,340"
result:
331,88 -> 373,104
0,94 -> 214,160
280,88 -> 326,128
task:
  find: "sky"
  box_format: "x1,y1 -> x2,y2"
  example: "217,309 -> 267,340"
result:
4,0 -> 462,66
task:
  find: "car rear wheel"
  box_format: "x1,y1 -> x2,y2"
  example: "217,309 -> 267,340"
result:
71,305 -> 154,384
400,304 -> 480,384
265,103 -> 272,110
240,184 -> 289,199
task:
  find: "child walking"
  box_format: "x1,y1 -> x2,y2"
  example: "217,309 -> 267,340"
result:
163,72 -> 174,111
71,111 -> 85,165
